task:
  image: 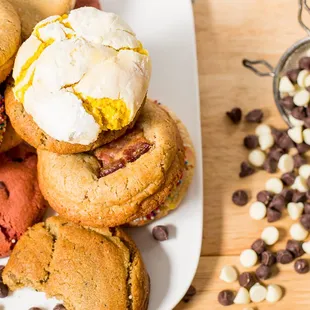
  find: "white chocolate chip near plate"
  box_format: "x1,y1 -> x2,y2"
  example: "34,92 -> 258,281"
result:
303,128 -> 310,145
297,69 -> 310,87
219,265 -> 238,283
288,126 -> 303,144
279,76 -> 295,93
234,287 -> 250,305
278,154 -> 294,173
265,178 -> 283,194
294,90 -> 310,107
240,249 -> 258,268
258,134 -> 274,151
255,124 -> 271,136
299,164 -> 310,179
291,176 -> 308,192
290,223 -> 309,241
248,150 -> 266,167
289,114 -> 305,126
249,283 -> 267,303
266,284 -> 283,303
249,201 -> 267,220
261,226 -> 279,245
287,202 -> 304,220
302,241 -> 310,254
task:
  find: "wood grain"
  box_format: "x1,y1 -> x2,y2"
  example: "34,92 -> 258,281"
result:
175,0 -> 310,309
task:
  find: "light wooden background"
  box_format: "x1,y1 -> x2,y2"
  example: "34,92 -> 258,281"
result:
175,0 -> 310,309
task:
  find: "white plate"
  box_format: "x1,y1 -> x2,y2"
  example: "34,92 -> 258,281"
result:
0,0 -> 203,309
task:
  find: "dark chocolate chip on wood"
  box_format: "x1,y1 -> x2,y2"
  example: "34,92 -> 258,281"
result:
257,190 -> 273,205
243,135 -> 259,149
299,56 -> 310,70
263,156 -> 277,173
279,96 -> 295,111
304,202 -> 310,214
286,240 -> 305,258
226,108 -> 242,124
276,132 -> 294,149
261,251 -> 276,266
251,239 -> 266,255
300,214 -> 310,231
53,305 -> 66,310
296,142 -> 310,153
152,226 -> 169,241
218,290 -> 235,306
286,68 -> 301,83
281,188 -> 294,203
255,264 -> 272,280
232,190 -> 248,206
271,128 -> 284,141
304,117 -> 310,129
182,285 -> 197,302
281,172 -> 296,186
277,249 -> 294,264
294,259 -> 309,274
292,191 -> 307,203
269,194 -> 286,211
267,207 -> 282,222
293,154 -> 307,169
245,109 -> 264,123
269,147 -> 286,161
238,272 -> 256,290
291,106 -> 306,120
239,161 -> 255,178
0,282 -> 8,298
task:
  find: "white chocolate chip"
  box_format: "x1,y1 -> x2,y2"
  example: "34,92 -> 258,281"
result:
299,164 -> 310,179
240,249 -> 258,268
249,283 -> 267,303
249,201 -> 267,220
288,126 -> 303,144
293,90 -> 310,107
289,114 -> 305,126
258,134 -> 274,151
305,74 -> 310,87
234,287 -> 250,305
266,284 -> 283,303
219,265 -> 238,283
303,128 -> 310,145
255,124 -> 271,136
261,226 -> 279,245
248,150 -> 266,167
287,202 -> 304,220
302,241 -> 310,254
297,69 -> 310,87
291,176 -> 308,192
277,154 -> 294,173
279,76 -> 295,93
265,177 -> 283,194
290,223 -> 309,241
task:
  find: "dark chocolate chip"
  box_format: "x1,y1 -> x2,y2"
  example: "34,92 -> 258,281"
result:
294,259 -> 309,274
251,239 -> 266,255
152,226 -> 169,241
245,109 -> 263,123
0,282 -> 8,298
296,142 -> 310,153
0,265 -> 4,279
281,188 -> 294,203
291,106 -> 306,120
218,290 -> 235,306
276,132 -> 294,149
232,190 -> 248,206
271,128 -> 284,141
269,147 -> 285,161
261,251 -> 276,266
29,308 -> 42,310
182,285 -> 196,302
238,272 -> 256,290
269,194 -> 286,211
286,68 -> 301,83
306,106 -> 310,117
279,96 -> 295,111
304,117 -> 310,128
263,156 -> 277,173
257,190 -> 273,205
226,108 -> 242,124
255,264 -> 272,280
0,182 -> 9,198
304,202 -> 310,214
239,162 -> 255,178
243,135 -> 259,149
277,249 -> 294,264
286,240 -> 305,258
281,172 -> 296,186
299,56 -> 310,70
53,305 -> 66,310
292,191 -> 307,203
300,214 -> 310,231
293,154 -> 307,169
267,207 -> 282,222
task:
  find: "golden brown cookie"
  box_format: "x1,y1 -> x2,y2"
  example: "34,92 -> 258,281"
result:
5,86 -> 145,154
3,216 -> 150,310
7,0 -> 76,40
129,103 -> 196,226
0,0 -> 21,84
37,99 -> 185,227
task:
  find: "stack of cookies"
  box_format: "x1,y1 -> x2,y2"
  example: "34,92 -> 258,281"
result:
0,1 -> 195,309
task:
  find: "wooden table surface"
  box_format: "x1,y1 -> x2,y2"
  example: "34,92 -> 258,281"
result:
175,0 -> 310,309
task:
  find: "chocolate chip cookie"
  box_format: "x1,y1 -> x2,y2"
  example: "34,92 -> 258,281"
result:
3,216 -> 150,310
